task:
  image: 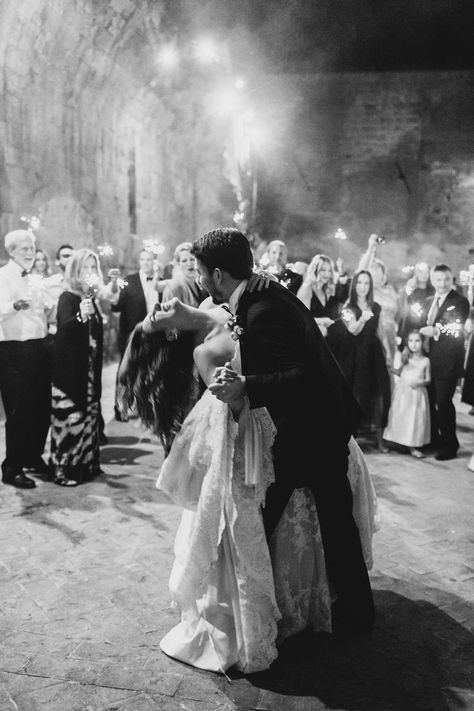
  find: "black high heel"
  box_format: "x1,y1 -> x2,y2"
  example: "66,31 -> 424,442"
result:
53,467 -> 80,487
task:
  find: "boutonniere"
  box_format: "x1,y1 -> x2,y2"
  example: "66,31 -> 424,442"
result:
222,306 -> 244,340
225,314 -> 244,340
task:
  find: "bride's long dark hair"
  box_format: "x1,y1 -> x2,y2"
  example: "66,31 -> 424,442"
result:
117,324 -> 200,454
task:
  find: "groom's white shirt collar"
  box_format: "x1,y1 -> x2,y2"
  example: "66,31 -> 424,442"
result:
228,279 -> 248,314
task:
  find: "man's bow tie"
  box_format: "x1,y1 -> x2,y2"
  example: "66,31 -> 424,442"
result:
21,270 -> 30,277
146,276 -> 154,281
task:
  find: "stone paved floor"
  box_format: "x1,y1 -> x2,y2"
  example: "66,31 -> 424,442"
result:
0,364 -> 473,711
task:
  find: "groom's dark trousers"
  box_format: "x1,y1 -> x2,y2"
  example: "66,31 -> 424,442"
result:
237,281 -> 374,630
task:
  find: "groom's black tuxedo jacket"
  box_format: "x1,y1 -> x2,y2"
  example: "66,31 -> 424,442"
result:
236,281 -> 361,486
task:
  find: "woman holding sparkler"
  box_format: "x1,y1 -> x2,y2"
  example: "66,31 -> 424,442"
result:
336,270 -> 391,452
49,249 -> 117,486
358,234 -> 400,367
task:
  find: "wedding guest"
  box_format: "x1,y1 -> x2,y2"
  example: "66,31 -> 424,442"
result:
112,248 -> 159,421
297,254 -> 341,337
162,242 -> 207,306
358,234 -> 400,367
384,330 -> 431,458
461,268 -> 474,415
49,248 -> 116,485
32,248 -> 52,277
0,230 -> 54,488
259,240 -> 302,294
44,244 -> 75,303
398,262 -> 435,347
420,264 -> 470,460
337,270 -> 391,452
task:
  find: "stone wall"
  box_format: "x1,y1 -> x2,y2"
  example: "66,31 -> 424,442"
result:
256,71 -> 474,277
0,0 -> 230,268
1,1 -> 474,279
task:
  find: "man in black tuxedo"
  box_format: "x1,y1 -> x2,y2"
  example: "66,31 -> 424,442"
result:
192,228 -> 374,633
112,249 -> 158,420
420,264 -> 469,460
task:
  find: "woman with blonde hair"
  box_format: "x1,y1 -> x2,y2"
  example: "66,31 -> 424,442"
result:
49,248 -> 116,485
161,242 -> 207,307
297,254 -> 341,336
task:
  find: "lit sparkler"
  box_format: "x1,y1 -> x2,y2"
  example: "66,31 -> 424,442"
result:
20,215 -> 41,232
143,238 -> 165,255
83,273 -> 100,299
341,307 -> 354,323
410,302 -> 423,319
334,228 -> 347,258
402,265 -> 415,274
437,320 -> 462,338
98,243 -> 114,257
117,277 -> 128,290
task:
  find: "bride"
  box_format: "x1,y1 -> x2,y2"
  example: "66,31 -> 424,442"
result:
119,296 -> 379,674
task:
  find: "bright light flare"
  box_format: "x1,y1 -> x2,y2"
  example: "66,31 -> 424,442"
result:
157,44 -> 179,70
235,77 -> 246,90
210,87 -> 241,117
193,37 -> 219,64
334,228 -> 347,241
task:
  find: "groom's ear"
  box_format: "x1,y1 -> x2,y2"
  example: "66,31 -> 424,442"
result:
213,267 -> 222,285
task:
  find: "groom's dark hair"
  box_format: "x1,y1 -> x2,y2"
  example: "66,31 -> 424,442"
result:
191,228 -> 254,279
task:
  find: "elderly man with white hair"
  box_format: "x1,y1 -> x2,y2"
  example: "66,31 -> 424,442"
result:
0,229 -> 54,488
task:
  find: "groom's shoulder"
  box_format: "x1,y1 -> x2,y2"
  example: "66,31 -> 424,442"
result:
241,281 -> 309,321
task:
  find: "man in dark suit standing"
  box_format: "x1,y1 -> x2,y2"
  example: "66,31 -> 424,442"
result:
420,264 -> 470,460
192,227 -> 374,633
112,249 -> 158,420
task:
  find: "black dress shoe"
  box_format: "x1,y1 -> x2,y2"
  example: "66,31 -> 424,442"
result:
2,471 -> 36,489
435,450 -> 458,461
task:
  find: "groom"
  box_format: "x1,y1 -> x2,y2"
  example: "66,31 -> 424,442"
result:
191,227 -> 374,633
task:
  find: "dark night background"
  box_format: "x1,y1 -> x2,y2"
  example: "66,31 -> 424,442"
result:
161,0 -> 474,72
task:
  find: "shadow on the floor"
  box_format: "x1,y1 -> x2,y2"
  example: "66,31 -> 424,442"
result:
102,435 -> 152,446
100,446 -> 151,466
220,588 -> 474,711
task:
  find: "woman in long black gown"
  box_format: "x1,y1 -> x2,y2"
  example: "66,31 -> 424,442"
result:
332,270 -> 391,452
50,249 -> 105,485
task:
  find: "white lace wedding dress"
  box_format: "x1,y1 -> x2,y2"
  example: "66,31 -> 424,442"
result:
156,346 -> 379,674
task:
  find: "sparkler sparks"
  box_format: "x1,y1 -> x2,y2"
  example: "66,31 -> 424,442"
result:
20,215 -> 41,232
98,243 -> 114,257
143,238 -> 165,255
341,307 -> 354,323
411,302 -> 423,318
437,320 -> 462,338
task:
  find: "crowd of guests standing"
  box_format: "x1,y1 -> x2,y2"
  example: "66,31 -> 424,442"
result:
0,228 -> 473,491
257,234 -> 473,464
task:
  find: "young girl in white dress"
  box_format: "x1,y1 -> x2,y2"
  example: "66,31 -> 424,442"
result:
384,330 -> 431,458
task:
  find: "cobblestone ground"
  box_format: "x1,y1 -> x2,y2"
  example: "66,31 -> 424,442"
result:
0,364 -> 473,711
